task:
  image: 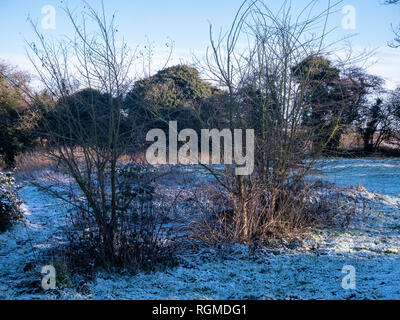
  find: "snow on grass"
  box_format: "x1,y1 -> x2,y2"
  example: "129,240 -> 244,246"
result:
1,158 -> 400,300
0,185 -> 67,299
312,158 -> 400,196
89,252 -> 400,300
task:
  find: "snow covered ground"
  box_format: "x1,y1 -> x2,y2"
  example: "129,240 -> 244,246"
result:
1,158 -> 400,300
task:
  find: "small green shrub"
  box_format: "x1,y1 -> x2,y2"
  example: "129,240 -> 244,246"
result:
0,172 -> 24,231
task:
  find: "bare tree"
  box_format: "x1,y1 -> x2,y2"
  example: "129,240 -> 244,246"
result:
194,0 -> 363,242
26,2 -> 165,267
384,0 -> 400,47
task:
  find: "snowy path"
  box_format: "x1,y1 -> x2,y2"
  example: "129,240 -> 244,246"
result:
1,159 -> 400,299
0,186 -> 67,299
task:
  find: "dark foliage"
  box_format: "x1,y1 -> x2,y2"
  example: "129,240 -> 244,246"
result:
0,172 -> 24,231
125,65 -> 220,135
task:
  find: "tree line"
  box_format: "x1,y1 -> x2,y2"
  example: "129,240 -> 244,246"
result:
0,58 -> 399,167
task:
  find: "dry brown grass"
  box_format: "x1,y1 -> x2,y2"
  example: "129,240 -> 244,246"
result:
14,149 -> 150,179
339,128 -> 400,153
14,150 -> 57,179
339,128 -> 363,150
189,179 -> 356,245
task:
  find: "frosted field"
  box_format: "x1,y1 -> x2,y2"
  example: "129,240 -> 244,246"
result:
314,158 -> 400,196
1,158 -> 400,300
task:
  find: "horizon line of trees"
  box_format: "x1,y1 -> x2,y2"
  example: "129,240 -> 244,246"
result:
1,58 -> 400,167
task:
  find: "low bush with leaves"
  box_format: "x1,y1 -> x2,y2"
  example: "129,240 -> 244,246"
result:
0,172 -> 24,231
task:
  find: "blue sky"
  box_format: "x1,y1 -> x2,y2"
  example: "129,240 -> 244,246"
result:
0,0 -> 399,87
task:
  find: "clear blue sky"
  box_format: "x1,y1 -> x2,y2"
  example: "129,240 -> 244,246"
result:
0,0 -> 399,87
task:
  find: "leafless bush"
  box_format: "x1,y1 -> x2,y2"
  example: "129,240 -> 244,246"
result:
191,179 -> 356,245
43,163 -> 178,275
191,0 -> 364,243
25,2 -> 175,270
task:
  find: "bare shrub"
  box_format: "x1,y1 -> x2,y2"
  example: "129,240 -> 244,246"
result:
26,2 -> 173,270
191,0 -> 365,243
43,164 -> 178,275
191,179 -> 356,244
